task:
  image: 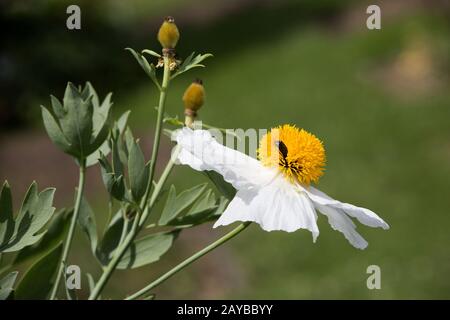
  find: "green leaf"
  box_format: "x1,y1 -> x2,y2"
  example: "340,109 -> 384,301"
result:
0,181 -> 13,221
142,49 -> 161,58
126,48 -> 161,90
13,208 -> 72,267
59,83 -> 94,159
0,182 -> 56,253
86,87 -> 113,157
0,181 -> 14,248
81,81 -> 100,107
0,271 -> 18,300
203,196 -> 229,223
117,231 -> 177,269
187,189 -> 216,214
45,82 -> 114,161
15,244 -> 62,300
99,155 -> 126,201
41,106 -> 74,155
205,170 -> 236,200
117,111 -> 131,134
50,95 -> 65,118
128,140 -> 149,202
163,114 -> 184,127
77,197 -> 98,255
124,127 -> 135,153
158,186 -> 175,225
116,129 -> 130,169
169,190 -> 226,226
171,52 -> 213,79
96,209 -> 128,265
158,184 -> 207,225
112,134 -> 124,177
86,104 -> 119,167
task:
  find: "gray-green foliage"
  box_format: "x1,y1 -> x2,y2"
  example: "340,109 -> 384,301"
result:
126,48 -> 213,87
0,38 -> 228,300
158,184 -> 229,227
41,82 -> 112,163
77,199 -> 177,270
0,181 -> 56,253
126,48 -> 161,90
15,244 -> 63,300
128,138 -> 150,202
75,178 -> 229,271
117,231 -> 178,269
13,208 -> 72,267
0,271 -> 18,300
98,124 -> 150,205
171,52 -> 213,79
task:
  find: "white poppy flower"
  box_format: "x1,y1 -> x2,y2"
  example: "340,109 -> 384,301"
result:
172,125 -> 389,249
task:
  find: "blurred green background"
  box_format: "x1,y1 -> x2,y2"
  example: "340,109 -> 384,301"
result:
1,0 -> 449,299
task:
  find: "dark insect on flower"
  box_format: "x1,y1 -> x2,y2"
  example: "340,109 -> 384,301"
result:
275,140 -> 289,160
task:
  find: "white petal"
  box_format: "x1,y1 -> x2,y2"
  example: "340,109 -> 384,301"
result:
214,175 -> 319,240
304,186 -> 389,230
177,148 -> 204,171
315,203 -> 368,249
173,128 -> 276,190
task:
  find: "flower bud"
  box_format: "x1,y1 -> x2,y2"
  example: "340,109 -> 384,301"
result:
183,79 -> 205,127
182,79 -> 205,127
157,16 -> 180,51
183,79 -> 205,111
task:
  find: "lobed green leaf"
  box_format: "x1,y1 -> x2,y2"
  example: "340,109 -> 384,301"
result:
117,231 -> 178,269
13,208 -> 72,267
126,48 -> 161,90
171,52 -> 213,80
0,271 -> 18,300
158,184 -> 207,225
0,182 -> 56,253
15,244 -> 62,300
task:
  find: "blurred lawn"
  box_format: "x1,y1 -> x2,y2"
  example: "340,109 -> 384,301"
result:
117,12 -> 450,299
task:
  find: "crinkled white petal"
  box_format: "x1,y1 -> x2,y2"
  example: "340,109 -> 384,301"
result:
214,175 -> 319,241
315,203 -> 368,249
173,128 -> 276,190
177,148 -> 204,171
303,186 -> 389,230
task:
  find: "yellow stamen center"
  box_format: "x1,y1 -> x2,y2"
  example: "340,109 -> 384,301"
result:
258,124 -> 326,185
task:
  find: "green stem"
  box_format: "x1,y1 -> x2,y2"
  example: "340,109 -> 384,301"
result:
88,59 -> 173,300
106,195 -> 114,227
141,55 -> 171,211
125,222 -> 252,300
88,211 -> 140,300
139,146 -> 179,227
118,214 -> 130,245
50,161 -> 86,300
